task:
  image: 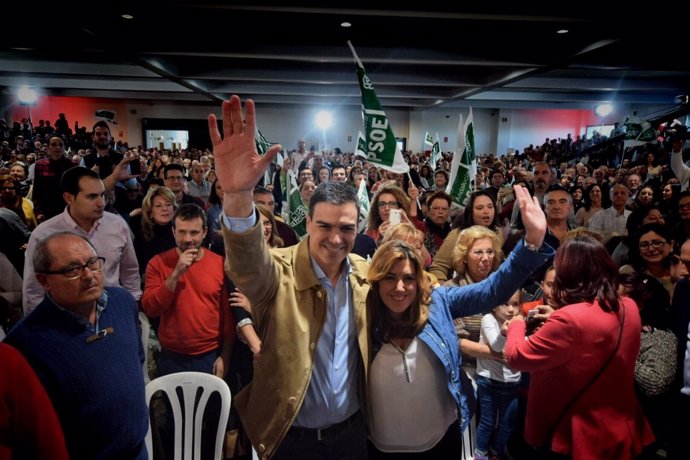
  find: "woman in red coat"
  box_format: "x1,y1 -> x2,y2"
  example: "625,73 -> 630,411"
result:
505,235 -> 654,459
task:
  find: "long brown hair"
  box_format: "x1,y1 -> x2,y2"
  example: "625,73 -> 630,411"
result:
368,240 -> 432,341
552,235 -> 620,312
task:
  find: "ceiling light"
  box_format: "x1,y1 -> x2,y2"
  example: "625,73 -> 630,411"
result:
556,29 -> 568,34
315,111 -> 333,130
341,22 -> 351,28
17,86 -> 39,105
121,14 -> 134,20
595,103 -> 613,118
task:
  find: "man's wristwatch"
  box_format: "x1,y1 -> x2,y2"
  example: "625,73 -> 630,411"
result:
523,240 -> 541,252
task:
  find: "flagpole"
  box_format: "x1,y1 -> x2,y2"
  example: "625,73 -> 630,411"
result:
406,172 -> 421,209
347,41 -> 364,68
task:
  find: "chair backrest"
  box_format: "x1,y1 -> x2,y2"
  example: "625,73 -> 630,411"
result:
145,371 -> 231,460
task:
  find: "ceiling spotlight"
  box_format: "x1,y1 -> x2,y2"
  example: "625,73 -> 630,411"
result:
315,111 -> 333,130
17,86 -> 39,105
341,22 -> 351,28
595,103 -> 613,118
121,14 -> 134,20
556,29 -> 569,34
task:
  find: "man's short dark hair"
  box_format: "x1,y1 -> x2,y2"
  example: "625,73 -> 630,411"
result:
61,166 -> 99,196
253,186 -> 272,196
173,203 -> 206,228
92,120 -> 111,134
309,181 -> 359,220
164,163 -> 185,178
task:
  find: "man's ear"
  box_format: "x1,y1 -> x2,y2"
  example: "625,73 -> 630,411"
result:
63,192 -> 75,205
36,273 -> 50,291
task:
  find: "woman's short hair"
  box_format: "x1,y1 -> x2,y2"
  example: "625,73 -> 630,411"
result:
381,223 -> 424,248
452,225 -> 503,276
553,235 -> 620,312
367,240 -> 431,342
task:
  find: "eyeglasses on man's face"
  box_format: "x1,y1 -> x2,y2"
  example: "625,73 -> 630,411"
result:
378,201 -> 401,209
42,256 -> 106,280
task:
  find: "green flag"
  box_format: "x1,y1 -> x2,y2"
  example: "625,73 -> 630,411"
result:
285,170 -> 307,238
465,107 -> 477,180
348,41 -> 409,174
447,113 -> 472,207
424,131 -> 434,148
355,131 -> 367,158
429,132 -> 442,171
255,129 -> 273,155
357,176 -> 370,233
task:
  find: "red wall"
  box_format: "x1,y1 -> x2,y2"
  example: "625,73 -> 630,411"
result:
9,96 -> 130,141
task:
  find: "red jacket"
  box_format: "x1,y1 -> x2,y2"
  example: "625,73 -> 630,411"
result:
506,297 -> 654,459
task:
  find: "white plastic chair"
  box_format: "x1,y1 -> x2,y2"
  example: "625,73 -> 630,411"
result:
145,371 -> 232,460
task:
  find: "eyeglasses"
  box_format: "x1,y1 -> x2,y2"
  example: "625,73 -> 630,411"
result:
378,201 -> 401,209
638,240 -> 666,250
470,249 -> 495,258
41,256 -> 105,280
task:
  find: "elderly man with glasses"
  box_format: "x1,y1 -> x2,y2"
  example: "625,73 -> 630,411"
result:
5,231 -> 149,460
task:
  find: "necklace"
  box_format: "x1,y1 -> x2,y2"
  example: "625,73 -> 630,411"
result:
389,339 -> 412,383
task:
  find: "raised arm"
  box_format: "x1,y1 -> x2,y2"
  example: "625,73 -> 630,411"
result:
208,96 -> 282,218
514,184 -> 546,248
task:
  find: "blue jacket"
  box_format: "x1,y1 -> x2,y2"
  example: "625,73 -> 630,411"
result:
374,239 -> 554,433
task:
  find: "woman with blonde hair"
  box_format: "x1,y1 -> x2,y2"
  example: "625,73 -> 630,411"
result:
366,186 -> 553,458
129,186 -> 177,274
381,222 -> 432,268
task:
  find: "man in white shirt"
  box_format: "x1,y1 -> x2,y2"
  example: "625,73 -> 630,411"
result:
23,166 -> 140,314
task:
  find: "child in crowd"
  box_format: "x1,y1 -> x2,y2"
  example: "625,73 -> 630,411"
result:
475,290 -> 522,460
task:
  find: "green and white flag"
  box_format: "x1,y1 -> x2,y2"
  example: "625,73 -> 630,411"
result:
429,132 -> 442,171
357,175 -> 370,233
285,170 -> 308,238
446,113 -> 472,207
465,107 -> 477,181
424,131 -> 434,148
355,131 -> 367,158
256,128 -> 274,187
348,41 -> 409,174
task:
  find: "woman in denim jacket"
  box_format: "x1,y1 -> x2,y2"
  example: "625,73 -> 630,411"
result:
366,186 -> 553,459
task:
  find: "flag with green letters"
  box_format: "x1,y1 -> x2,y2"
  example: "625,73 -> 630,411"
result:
348,41 -> 409,174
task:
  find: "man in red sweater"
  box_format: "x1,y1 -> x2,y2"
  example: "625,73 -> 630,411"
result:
141,203 -> 233,377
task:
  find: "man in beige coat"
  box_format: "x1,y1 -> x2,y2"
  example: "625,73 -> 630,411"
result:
210,96 -> 371,459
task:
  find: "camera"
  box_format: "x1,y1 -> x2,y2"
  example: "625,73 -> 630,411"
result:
665,122 -> 689,141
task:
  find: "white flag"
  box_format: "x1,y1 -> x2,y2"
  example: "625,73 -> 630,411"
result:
357,176 -> 370,233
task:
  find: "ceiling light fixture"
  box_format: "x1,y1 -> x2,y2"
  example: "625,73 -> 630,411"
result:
341,22 -> 351,28
556,29 -> 568,34
121,14 -> 134,20
595,103 -> 613,118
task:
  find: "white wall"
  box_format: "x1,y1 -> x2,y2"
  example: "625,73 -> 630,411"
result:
126,101 -> 409,154
38,98 -> 674,159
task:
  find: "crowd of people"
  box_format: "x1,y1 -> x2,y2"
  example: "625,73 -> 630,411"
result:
1,98 -> 690,460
